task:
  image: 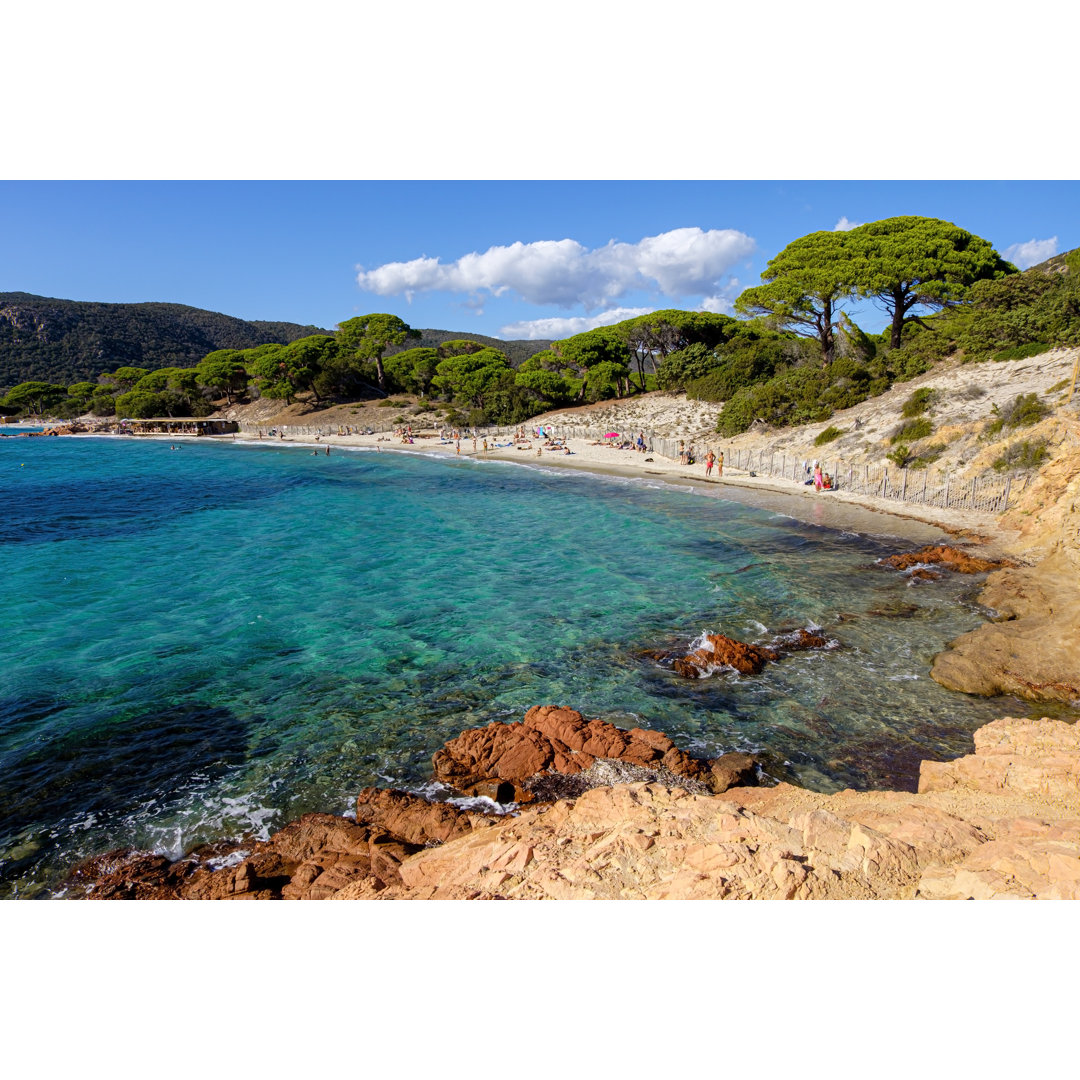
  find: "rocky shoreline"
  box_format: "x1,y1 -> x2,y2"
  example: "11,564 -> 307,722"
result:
65,704 -> 1080,900
53,498 -> 1080,902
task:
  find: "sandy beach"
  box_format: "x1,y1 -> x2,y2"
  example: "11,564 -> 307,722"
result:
208,425 -> 1010,552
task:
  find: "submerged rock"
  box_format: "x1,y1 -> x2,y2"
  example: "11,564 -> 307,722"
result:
671,634 -> 779,678
666,628 -> 830,679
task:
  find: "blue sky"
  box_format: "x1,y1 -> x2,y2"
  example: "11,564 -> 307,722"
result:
2,7 -> 1077,347
1,180 -> 1076,342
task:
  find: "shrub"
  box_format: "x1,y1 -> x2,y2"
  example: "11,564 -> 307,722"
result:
956,384 -> 987,400
984,392 -> 1051,437
655,343 -> 721,392
993,438 -> 1049,472
885,317 -> 963,378
901,387 -> 937,418
686,339 -> 784,403
814,425 -> 844,446
909,443 -> 946,469
1046,379 -> 1069,395
886,443 -> 913,468
889,417 -> 932,444
992,342 -> 1052,362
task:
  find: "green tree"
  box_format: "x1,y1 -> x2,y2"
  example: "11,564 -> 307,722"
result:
336,314 -> 418,391
90,390 -> 117,416
551,327 -> 632,400
514,366 -> 574,404
847,216 -> 1017,349
735,231 -> 857,364
277,335 -> 340,402
2,381 -> 69,416
115,389 -> 166,418
244,344 -> 316,404
383,347 -> 440,396
100,366 -> 151,393
65,381 -> 99,414
582,360 -> 629,402
196,349 -> 249,405
655,342 -> 721,391
133,368 -> 203,416
431,348 -> 512,408
619,310 -> 744,390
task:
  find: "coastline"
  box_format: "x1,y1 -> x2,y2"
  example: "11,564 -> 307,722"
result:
131,426 -> 1014,552
39,425 -> 1080,899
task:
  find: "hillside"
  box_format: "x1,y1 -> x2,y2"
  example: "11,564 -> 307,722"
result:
0,292 -> 553,392
0,293 -> 330,391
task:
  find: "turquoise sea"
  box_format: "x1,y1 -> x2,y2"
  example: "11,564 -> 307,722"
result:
0,435 -> 1053,897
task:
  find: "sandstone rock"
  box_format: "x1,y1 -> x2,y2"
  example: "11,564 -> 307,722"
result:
879,545 -> 1016,574
354,787 -> 497,846
671,634 -> 779,678
908,568 -> 942,581
930,550 -> 1080,704
68,811 -> 423,901
431,706 -> 756,800
918,716 -> 1080,804
708,753 -> 759,794
666,628 -> 831,679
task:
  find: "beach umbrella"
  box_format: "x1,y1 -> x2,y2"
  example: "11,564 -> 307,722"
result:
605,432 -> 619,438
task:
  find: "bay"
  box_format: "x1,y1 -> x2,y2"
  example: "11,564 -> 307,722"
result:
0,435 -> 1045,896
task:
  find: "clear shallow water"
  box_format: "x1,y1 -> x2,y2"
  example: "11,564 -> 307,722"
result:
0,436 -> 1055,897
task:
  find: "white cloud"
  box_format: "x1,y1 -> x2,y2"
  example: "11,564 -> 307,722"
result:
698,280 -> 742,315
498,307 -> 655,340
1003,236 -> 1058,270
834,216 -> 862,231
356,227 -> 756,308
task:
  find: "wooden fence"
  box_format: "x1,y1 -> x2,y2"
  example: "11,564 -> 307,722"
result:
239,419 -> 1025,514
532,424 -> 1024,514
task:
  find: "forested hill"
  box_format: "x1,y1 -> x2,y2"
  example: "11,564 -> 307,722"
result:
0,293 -> 331,389
0,292 -> 553,388
392,328 -> 553,367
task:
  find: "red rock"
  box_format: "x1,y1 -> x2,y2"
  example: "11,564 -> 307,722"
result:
708,753 -> 759,794
354,787 -> 496,846
431,706 -> 755,800
671,634 -> 779,678
908,568 -> 942,581
880,545 -> 1015,574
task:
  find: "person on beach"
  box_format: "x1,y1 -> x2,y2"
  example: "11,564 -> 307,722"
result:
717,451 -> 724,477
705,450 -> 715,478
482,438 -> 488,452
813,464 -> 824,490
